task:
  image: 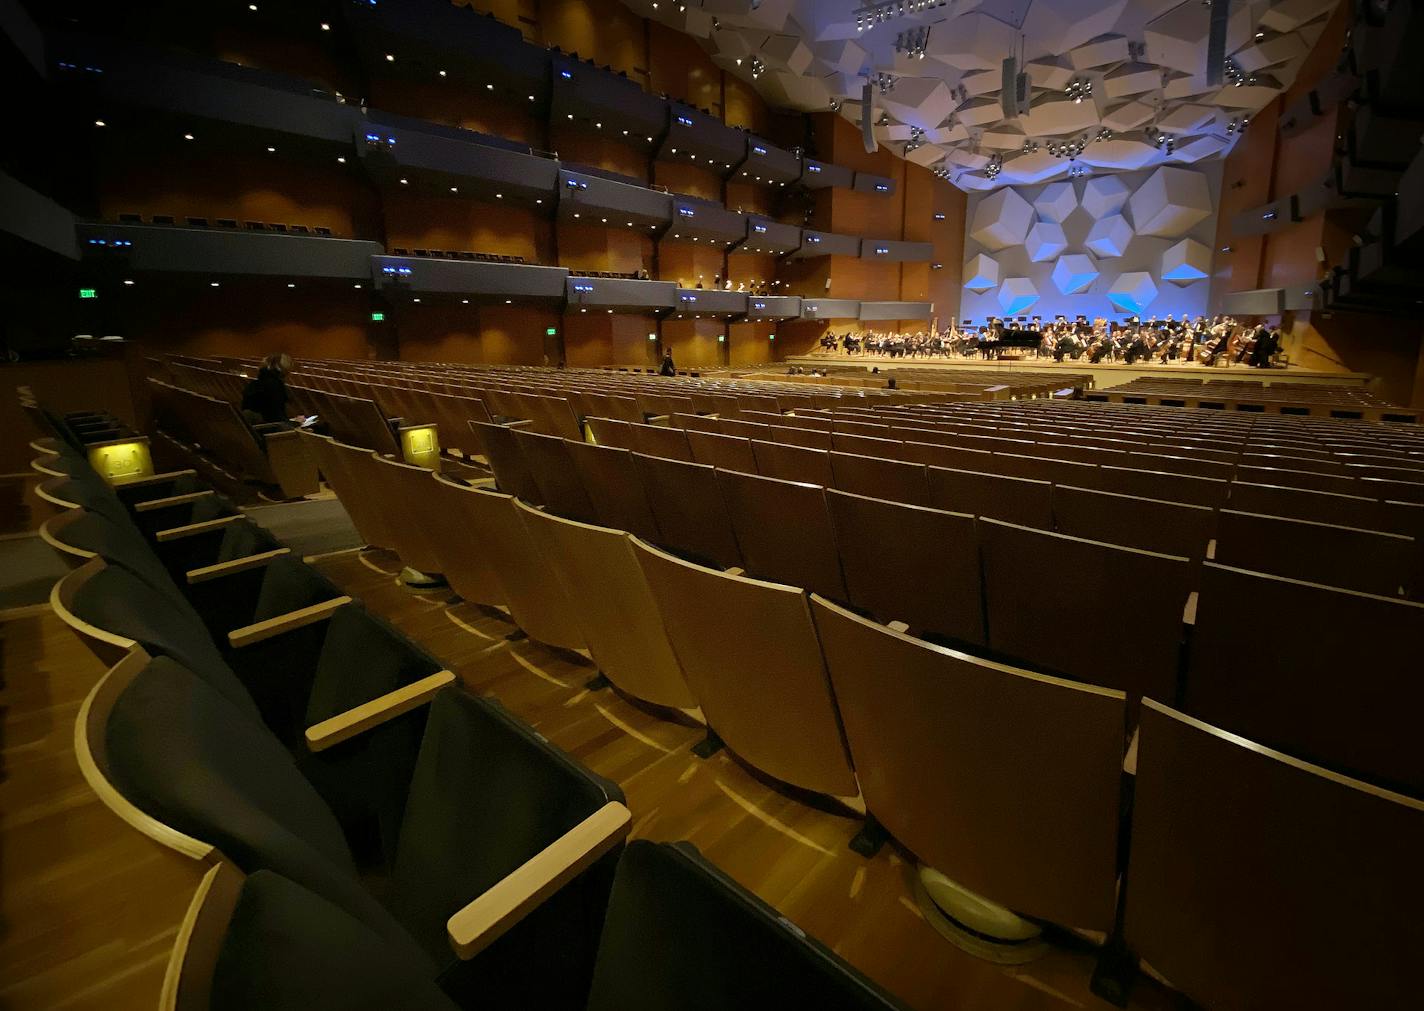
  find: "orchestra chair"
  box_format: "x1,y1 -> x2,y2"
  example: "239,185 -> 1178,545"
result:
1234,464 -> 1359,496
632,454 -> 743,572
515,500 -> 700,712
430,478 -> 586,652
826,489 -> 985,647
629,422 -> 695,462
927,466 -> 1053,529
470,421 -> 543,506
1226,480 -> 1381,529
562,440 -> 661,543
584,416 -> 635,449
1181,562 -> 1424,797
87,652 -> 629,1009
750,439 -> 835,486
370,454 -> 451,586
1209,509 -> 1417,597
1092,466 -> 1229,508
632,537 -> 859,801
584,841 -> 909,1011
1122,700 -> 1424,1011
685,430 -> 757,473
1052,485 -> 1216,565
717,470 -> 848,601
512,429 -> 598,524
811,597 -> 1125,958
830,452 -> 931,507
979,520 -> 1191,708
767,424 -> 833,450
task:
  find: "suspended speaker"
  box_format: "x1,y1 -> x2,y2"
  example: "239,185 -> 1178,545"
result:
1205,0 -> 1231,87
861,81 -> 878,154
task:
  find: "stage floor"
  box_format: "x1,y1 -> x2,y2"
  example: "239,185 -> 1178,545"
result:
783,352 -> 1373,391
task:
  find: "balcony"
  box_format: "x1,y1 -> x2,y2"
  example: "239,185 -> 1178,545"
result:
672,289 -> 747,317
559,170 -> 672,227
852,172 -> 896,196
372,256 -> 567,301
736,137 -> 802,186
735,217 -> 800,256
799,299 -> 862,320
365,114 -> 559,200
859,301 -> 934,321
789,230 -> 861,259
745,295 -> 802,320
77,223 -> 380,279
661,103 -> 747,172
860,239 -> 935,262
799,159 -> 854,190
668,198 -> 747,245
565,276 -> 677,312
551,56 -> 665,140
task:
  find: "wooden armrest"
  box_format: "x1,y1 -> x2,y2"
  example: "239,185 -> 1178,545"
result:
887,620 -> 910,634
186,548 -> 291,585
723,566 -> 745,577
1123,726 -> 1139,777
134,490 -> 217,513
504,418 -> 534,430
116,468 -> 198,489
154,514 -> 243,542
1183,590 -> 1198,626
446,801 -> 632,959
1204,538 -> 1216,561
305,670 -> 456,752
227,596 -> 353,649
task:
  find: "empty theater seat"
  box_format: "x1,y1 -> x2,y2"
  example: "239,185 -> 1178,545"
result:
515,500 -> 699,712
1209,508 -> 1416,596
979,519 -> 1191,705
811,596 -> 1125,933
717,469 -> 847,601
1052,485 -> 1216,561
927,466 -> 1054,529
1123,700 -> 1424,1011
1182,561 -> 1424,796
563,441 -> 661,542
512,429 -> 598,523
632,454 -> 742,571
826,489 -> 985,646
632,537 -> 857,799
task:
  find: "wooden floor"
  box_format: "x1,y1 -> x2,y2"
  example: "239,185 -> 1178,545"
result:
314,547 -> 1178,1011
0,605 -> 206,1010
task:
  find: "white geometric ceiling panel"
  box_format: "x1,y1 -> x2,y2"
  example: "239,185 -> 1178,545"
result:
1052,253 -> 1100,295
626,0 -> 1340,191
1162,238 -> 1211,285
1081,175 -> 1133,219
964,253 -> 1000,293
997,277 -> 1041,315
1086,213 -> 1134,258
1026,221 -> 1069,262
1107,271 -> 1160,314
1034,182 -> 1079,224
1129,166 -> 1213,237
969,187 -> 1035,251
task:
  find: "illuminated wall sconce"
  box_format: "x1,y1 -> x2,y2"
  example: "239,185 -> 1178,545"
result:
399,424 -> 442,471
87,437 -> 154,485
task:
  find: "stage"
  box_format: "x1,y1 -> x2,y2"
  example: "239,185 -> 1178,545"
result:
782,352 -> 1375,392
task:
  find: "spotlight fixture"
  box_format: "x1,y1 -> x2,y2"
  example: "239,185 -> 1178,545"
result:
1064,77 -> 1093,104
893,25 -> 931,59
984,154 -> 1003,180
854,0 -> 949,32
872,71 -> 897,94
320,22 -> 330,31
1022,138 -> 1040,154
750,56 -> 764,78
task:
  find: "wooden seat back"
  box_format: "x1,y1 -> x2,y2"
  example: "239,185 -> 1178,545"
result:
685,431 -> 757,473
512,429 -> 598,524
1053,485 -> 1216,562
429,473 -> 506,606
927,466 -> 1053,529
1213,509 -> 1416,596
632,454 -> 742,570
718,470 -> 847,601
830,452 -> 930,506
750,440 -> 834,486
563,441 -> 660,542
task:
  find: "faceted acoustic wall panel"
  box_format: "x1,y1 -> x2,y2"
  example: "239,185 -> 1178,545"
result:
1107,271 -> 1160,314
997,277 -> 1040,315
963,252 -> 1000,293
960,162 -> 1222,322
1128,166 -> 1213,238
1052,253 -> 1099,295
968,187 -> 1035,251
1162,238 -> 1211,285
1026,221 -> 1068,262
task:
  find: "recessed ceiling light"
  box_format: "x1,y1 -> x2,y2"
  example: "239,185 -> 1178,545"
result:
210,281 -> 220,287
413,298 -> 420,303
123,279 -> 134,286
439,70 -> 447,77
267,146 -> 276,152
353,283 -> 362,289
336,156 -> 346,163
496,193 -> 503,199
94,119 -> 105,127
320,22 -> 330,31
505,299 -> 512,304
461,299 -> 469,304
287,282 -> 295,288
536,198 -> 543,204
487,84 -> 494,91
183,133 -> 194,141
385,54 -> 395,62
248,3 -> 257,10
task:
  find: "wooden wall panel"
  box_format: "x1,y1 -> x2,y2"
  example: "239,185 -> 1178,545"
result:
393,303 -> 553,365
659,243 -> 725,288
367,77 -> 541,146
654,161 -> 723,202
647,21 -> 723,115
539,0 -> 648,86
383,191 -> 552,262
558,220 -> 653,275
728,320 -> 777,367
723,74 -> 769,135
1288,312 -> 1424,406
661,318 -> 726,369
548,123 -> 649,181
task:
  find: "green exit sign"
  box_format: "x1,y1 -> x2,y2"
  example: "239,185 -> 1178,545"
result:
79,288 -> 97,299
546,327 -> 557,336
370,312 -> 385,322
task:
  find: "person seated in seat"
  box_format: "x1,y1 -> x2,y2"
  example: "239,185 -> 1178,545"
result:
241,353 -> 295,427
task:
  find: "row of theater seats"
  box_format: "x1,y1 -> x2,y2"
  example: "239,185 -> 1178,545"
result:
25,414 -> 907,1010
300,423 -> 1424,1010
147,379 -> 321,500
115,213 -> 334,236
